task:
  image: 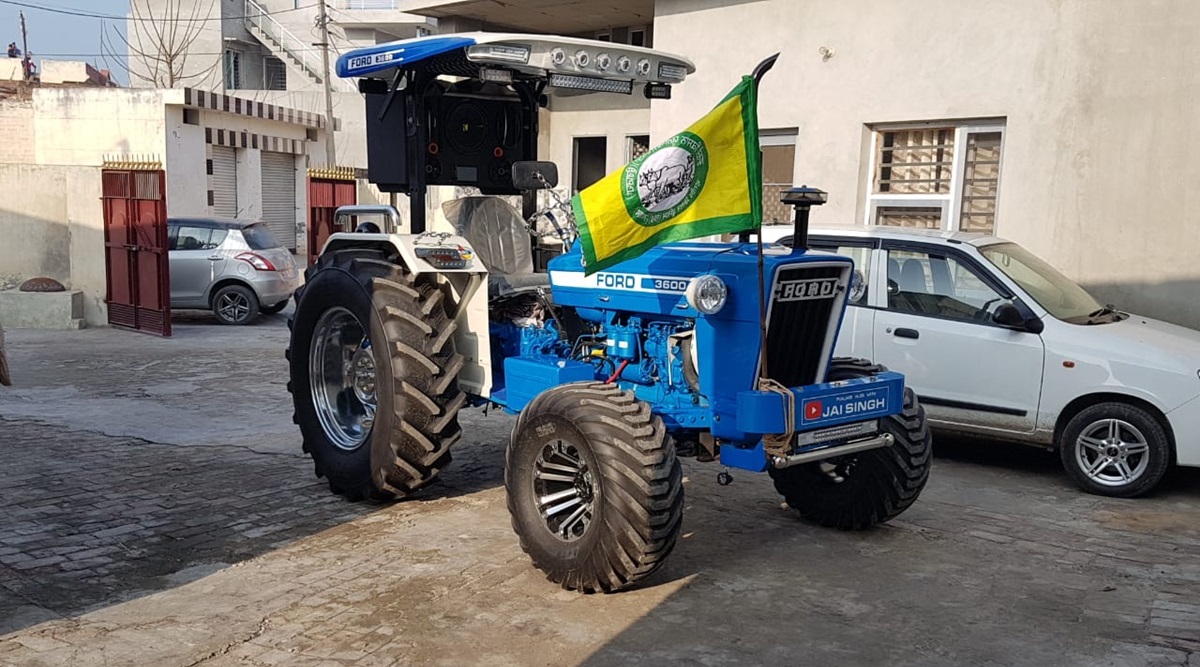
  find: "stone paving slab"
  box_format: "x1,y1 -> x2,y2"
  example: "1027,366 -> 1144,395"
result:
1,323 -> 1200,666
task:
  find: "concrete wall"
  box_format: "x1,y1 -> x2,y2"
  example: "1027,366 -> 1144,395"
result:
32,88 -> 168,166
0,165 -> 106,324
0,99 -> 35,163
651,0 -> 1200,328
543,93 -> 651,196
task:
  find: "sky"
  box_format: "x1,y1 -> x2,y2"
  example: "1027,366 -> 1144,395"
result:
0,0 -> 129,82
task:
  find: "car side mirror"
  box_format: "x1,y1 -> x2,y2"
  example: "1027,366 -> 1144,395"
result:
512,161 -> 559,190
993,302 -> 1044,334
886,278 -> 899,296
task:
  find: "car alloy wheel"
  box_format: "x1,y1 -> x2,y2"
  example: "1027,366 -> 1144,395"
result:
217,291 -> 253,323
1073,418 -> 1150,487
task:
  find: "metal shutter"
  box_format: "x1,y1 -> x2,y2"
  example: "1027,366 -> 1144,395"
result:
210,146 -> 238,218
261,152 -> 297,250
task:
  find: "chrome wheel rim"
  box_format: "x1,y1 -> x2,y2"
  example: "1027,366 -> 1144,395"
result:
1074,418 -> 1150,487
533,439 -> 595,541
217,291 -> 252,322
309,307 -> 377,451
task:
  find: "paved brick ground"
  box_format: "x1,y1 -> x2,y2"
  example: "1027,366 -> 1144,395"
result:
2,323 -> 1200,666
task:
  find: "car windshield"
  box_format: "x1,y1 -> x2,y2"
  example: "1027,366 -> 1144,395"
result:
241,223 -> 282,250
980,242 -> 1107,324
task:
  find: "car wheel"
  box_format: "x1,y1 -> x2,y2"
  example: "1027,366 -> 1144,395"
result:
1059,402 -> 1171,498
212,284 -> 260,325
260,301 -> 288,315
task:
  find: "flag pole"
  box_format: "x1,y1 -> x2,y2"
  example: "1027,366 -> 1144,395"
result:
750,53 -> 778,382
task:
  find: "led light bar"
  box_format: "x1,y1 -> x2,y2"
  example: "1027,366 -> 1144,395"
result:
479,67 -> 514,83
548,73 -> 633,94
658,63 -> 687,81
467,43 -> 531,64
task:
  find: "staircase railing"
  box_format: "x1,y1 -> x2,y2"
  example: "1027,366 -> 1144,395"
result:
243,0 -> 355,92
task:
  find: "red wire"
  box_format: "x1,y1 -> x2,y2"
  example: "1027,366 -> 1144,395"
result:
605,359 -> 630,384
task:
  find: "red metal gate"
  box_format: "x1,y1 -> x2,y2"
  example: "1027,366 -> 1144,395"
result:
307,175 -> 358,265
102,169 -> 171,336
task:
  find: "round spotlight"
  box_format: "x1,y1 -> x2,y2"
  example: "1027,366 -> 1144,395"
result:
616,55 -> 632,73
595,53 -> 611,71
549,47 -> 567,66
686,275 -> 728,315
575,50 -> 591,68
636,58 -> 652,76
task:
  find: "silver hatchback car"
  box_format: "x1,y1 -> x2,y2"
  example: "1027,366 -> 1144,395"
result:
167,217 -> 301,325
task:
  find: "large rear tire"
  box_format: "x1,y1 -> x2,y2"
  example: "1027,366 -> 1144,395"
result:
287,249 -> 466,501
505,382 -> 684,593
769,358 -> 931,529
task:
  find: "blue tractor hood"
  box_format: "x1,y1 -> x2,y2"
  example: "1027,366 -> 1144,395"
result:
546,241 -> 853,323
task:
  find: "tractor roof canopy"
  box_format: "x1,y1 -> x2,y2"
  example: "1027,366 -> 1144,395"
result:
336,32 -> 695,96
334,33 -> 695,231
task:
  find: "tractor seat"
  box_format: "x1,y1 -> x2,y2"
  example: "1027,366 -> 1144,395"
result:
442,196 -> 551,298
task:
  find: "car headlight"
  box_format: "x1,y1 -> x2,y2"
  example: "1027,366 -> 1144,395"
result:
686,275 -> 728,314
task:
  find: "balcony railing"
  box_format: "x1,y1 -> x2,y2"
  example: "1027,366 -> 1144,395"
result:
338,0 -> 400,8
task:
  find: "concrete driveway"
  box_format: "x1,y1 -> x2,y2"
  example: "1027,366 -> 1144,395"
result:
2,313 -> 1199,667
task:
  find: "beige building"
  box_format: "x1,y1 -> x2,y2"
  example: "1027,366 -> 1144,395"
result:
0,77 -> 329,325
124,0 -> 1200,328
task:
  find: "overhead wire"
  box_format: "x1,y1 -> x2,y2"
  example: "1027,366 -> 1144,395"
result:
0,0 -> 322,23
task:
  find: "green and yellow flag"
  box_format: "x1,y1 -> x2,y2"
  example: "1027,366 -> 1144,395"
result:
571,76 -> 762,275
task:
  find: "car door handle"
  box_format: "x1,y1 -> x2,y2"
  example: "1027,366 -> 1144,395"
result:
894,327 -> 920,340
207,255 -> 222,261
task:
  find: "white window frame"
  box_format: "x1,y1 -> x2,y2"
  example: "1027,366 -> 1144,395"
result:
863,120 -> 1006,232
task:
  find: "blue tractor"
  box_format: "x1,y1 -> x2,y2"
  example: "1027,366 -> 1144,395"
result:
288,33 -> 932,593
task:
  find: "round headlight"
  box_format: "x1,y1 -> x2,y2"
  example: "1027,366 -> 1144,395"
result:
636,58 -> 652,76
549,48 -> 567,66
616,55 -> 632,73
574,50 -> 591,67
595,53 -> 611,71
686,275 -> 728,314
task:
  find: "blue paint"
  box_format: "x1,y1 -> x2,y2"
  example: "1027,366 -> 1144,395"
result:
501,357 -> 597,413
336,36 -> 478,79
735,372 -> 905,435
719,442 -> 768,472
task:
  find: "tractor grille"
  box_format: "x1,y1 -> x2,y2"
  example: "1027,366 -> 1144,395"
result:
764,264 -> 847,387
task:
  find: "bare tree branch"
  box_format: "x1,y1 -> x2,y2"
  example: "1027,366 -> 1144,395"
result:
124,0 -> 221,88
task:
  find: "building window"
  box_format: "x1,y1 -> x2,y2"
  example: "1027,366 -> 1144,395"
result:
866,121 -> 1005,233
264,56 -> 287,91
596,32 -> 611,42
761,129 -> 797,226
630,29 -> 646,47
572,136 -> 607,193
223,49 -> 242,90
626,135 -> 650,162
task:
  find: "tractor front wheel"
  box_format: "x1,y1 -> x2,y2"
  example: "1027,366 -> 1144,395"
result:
769,358 -> 932,529
506,382 -> 684,593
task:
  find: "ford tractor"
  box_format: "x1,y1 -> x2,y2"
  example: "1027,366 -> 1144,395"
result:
288,33 -> 932,593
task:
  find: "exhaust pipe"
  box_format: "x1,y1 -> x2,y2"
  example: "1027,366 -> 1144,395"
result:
780,185 -> 828,251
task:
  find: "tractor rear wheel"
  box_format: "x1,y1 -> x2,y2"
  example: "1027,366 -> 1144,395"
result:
287,248 -> 466,501
505,382 -> 684,593
769,358 -> 931,529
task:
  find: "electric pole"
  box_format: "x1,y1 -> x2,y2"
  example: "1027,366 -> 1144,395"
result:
19,11 -> 29,81
315,1 -> 337,165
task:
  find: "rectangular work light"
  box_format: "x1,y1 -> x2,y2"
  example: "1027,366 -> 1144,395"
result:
548,73 -> 633,94
467,44 -> 531,64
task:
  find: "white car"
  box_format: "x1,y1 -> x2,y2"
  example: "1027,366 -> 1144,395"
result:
767,225 -> 1200,498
